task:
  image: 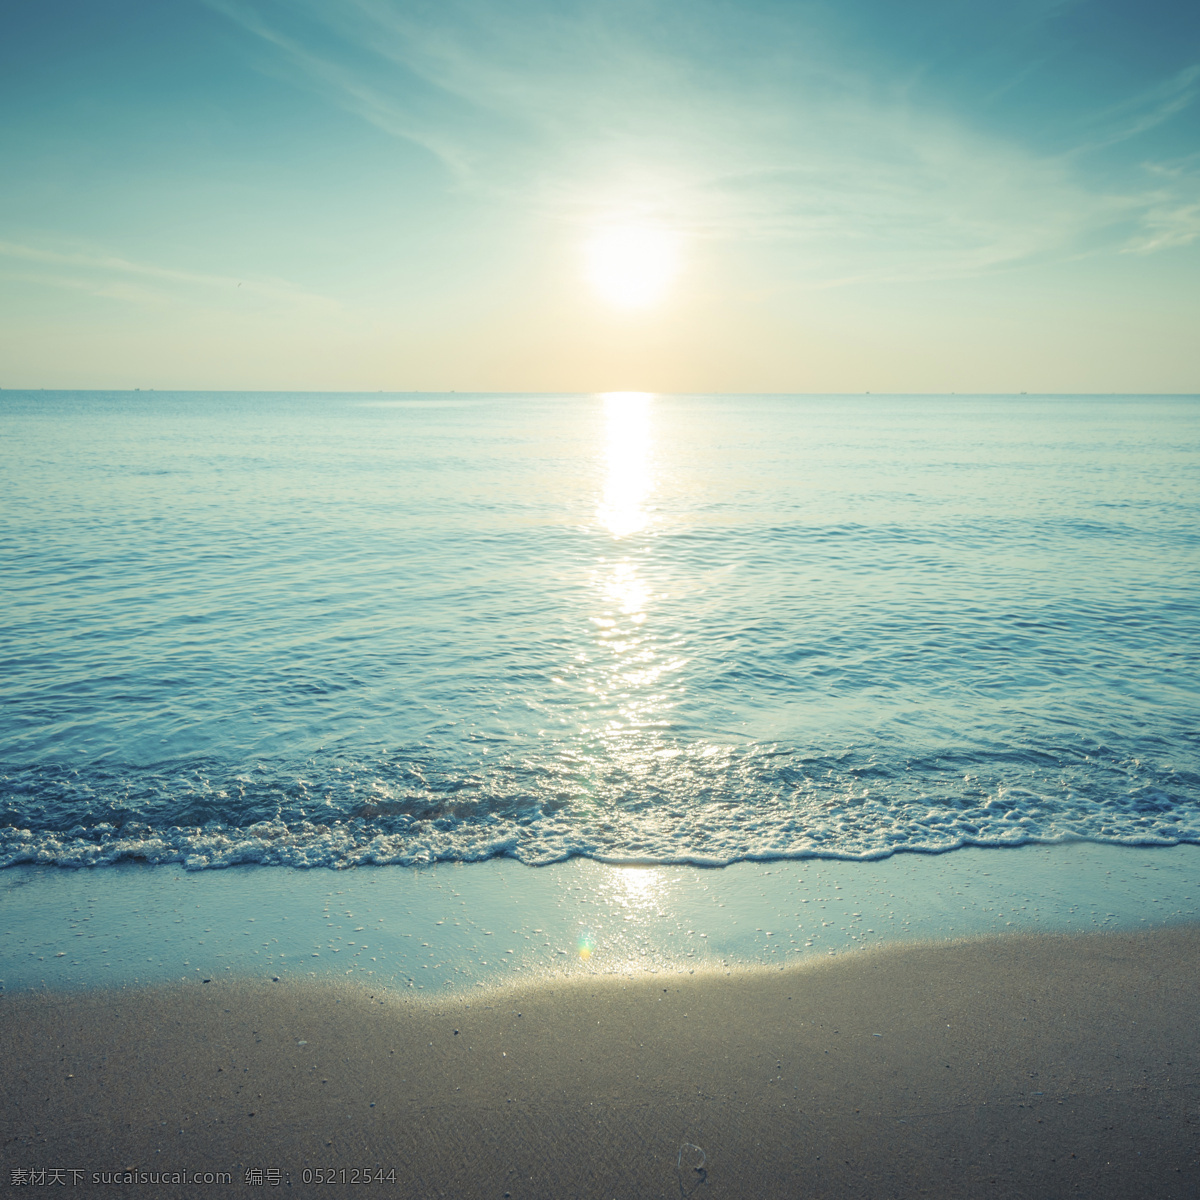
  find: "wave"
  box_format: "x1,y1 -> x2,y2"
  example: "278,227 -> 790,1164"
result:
4,738 -> 1197,869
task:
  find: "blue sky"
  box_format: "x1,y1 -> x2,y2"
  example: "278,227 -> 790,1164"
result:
1,0 -> 1197,391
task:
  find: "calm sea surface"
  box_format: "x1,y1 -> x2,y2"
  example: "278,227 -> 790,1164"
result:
2,391 -> 1197,870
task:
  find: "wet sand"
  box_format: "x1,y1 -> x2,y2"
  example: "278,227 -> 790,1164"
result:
3,927 -> 1198,1198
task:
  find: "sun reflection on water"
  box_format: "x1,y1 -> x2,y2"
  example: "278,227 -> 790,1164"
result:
603,561 -> 648,621
568,390 -> 691,854
579,393 -> 686,763
586,556 -> 674,744
616,866 -> 663,905
597,391 -> 653,538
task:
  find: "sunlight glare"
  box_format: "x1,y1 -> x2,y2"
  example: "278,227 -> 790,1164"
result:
584,224 -> 680,309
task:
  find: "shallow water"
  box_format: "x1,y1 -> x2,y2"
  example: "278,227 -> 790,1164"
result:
3,844 -> 1197,993
2,391 -> 1198,869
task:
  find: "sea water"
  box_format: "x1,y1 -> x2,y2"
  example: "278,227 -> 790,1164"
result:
2,391 -> 1198,872
4,845 -> 1198,992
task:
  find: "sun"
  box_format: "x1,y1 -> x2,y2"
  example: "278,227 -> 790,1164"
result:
584,223 -> 680,310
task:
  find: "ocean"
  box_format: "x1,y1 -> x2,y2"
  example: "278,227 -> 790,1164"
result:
2,390 -> 1198,874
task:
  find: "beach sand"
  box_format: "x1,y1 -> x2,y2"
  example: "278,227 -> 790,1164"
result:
3,927 -> 1197,1198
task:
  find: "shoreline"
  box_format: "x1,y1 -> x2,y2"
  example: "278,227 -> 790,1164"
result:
3,841 -> 1198,994
3,926 -> 1197,1197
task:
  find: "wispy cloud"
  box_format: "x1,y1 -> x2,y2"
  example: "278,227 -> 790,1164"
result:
206,0 -> 483,178
0,240 -> 334,307
1122,158 -> 1200,253
1076,63 -> 1200,152
207,0 -> 1197,285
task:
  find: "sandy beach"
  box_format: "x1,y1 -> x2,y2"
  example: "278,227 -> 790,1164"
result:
4,926 -> 1197,1198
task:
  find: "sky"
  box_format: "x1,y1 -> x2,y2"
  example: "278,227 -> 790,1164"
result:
1,0 -> 1197,393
